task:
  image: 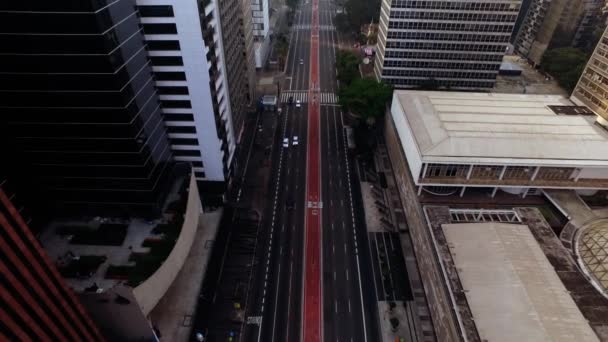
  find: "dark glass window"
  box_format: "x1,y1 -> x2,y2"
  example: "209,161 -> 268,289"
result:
192,161 -> 204,167
157,86 -> 189,95
147,40 -> 181,50
162,113 -> 194,121
170,138 -> 199,145
161,100 -> 191,108
142,23 -> 178,34
154,72 -> 186,80
138,5 -> 175,17
195,172 -> 206,178
173,149 -> 201,156
150,56 -> 183,66
167,126 -> 197,134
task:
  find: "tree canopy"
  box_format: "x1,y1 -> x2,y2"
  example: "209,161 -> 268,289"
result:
541,47 -> 589,92
336,50 -> 360,86
338,78 -> 392,122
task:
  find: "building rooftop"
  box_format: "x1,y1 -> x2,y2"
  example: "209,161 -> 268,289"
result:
443,222 -> 599,342
393,91 -> 608,167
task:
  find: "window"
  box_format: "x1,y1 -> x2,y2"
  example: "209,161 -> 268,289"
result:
142,23 -> 178,34
157,86 -> 189,95
170,138 -> 199,145
173,149 -> 202,156
154,72 -> 186,80
147,40 -> 181,50
192,161 -> 204,167
150,56 -> 183,66
167,126 -> 196,134
195,172 -> 206,178
138,5 -> 175,17
162,113 -> 194,121
161,100 -> 191,108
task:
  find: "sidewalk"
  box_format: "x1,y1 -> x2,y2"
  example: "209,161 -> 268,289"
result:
358,140 -> 436,342
149,210 -> 223,341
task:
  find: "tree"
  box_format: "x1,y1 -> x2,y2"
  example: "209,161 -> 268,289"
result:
338,78 -> 392,123
541,47 -> 589,91
336,50 -> 360,86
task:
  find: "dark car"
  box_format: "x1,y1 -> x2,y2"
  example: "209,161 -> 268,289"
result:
287,198 -> 295,210
288,96 -> 294,105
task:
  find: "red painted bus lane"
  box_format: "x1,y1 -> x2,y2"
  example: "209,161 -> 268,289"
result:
303,0 -> 321,340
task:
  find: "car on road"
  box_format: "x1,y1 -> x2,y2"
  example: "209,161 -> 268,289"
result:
296,100 -> 301,108
288,96 -> 294,105
299,58 -> 304,65
283,138 -> 289,148
287,197 -> 295,210
293,136 -> 299,146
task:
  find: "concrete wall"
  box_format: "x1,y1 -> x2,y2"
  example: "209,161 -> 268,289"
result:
384,114 -> 463,341
133,173 -> 203,315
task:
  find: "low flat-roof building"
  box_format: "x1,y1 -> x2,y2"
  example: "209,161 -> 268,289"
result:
388,91 -> 608,197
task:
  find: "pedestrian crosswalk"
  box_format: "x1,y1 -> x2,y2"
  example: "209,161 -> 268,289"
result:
280,91 -> 340,104
292,24 -> 335,31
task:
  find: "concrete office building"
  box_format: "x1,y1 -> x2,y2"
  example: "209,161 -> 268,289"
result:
0,0 -> 174,216
375,0 -> 521,90
513,0 -> 585,65
136,0 -> 239,184
218,0 -> 257,141
571,26 -> 608,126
386,91 -> 608,198
251,0 -> 271,68
572,0 -> 608,51
0,180 -> 103,342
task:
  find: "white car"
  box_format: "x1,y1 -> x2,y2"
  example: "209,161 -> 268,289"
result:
283,138 -> 289,148
296,100 -> 301,108
299,58 -> 304,65
293,136 -> 299,146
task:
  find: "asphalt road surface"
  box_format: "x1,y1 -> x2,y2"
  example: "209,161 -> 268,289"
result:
242,0 -> 381,341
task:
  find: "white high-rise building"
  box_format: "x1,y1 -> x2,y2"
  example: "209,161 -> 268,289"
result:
136,0 -> 238,184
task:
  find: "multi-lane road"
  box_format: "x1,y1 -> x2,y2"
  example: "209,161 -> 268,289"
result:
243,0 -> 380,340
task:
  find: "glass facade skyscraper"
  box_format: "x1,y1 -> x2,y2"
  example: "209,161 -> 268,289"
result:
0,0 -> 174,215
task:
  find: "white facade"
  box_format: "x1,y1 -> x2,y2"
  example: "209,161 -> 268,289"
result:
137,0 -> 236,182
390,91 -> 608,195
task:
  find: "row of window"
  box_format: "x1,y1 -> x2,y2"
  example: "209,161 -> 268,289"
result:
173,149 -> 201,156
161,100 -> 191,109
383,61 -> 500,70
167,125 -> 197,134
389,11 -> 517,22
142,23 -> 178,35
157,86 -> 189,95
382,69 -> 497,79
155,71 -> 187,81
383,51 -> 503,62
390,1 -> 519,12
575,84 -> 608,112
162,113 -> 194,122
138,5 -> 175,18
147,40 -> 181,51
387,21 -> 513,32
150,56 -> 183,66
387,31 -> 509,42
384,77 -> 495,88
385,41 -> 507,52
